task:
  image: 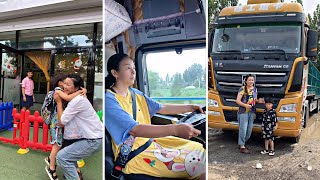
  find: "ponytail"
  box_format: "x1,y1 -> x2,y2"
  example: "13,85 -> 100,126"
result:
105,74 -> 116,89
105,53 -> 129,90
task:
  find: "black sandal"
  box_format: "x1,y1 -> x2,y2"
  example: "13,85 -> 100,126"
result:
45,156 -> 51,165
45,165 -> 59,180
77,171 -> 84,180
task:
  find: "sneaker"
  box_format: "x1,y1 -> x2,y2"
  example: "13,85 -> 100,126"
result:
269,150 -> 275,156
45,165 -> 59,180
44,156 -> 50,166
261,149 -> 269,154
240,147 -> 250,154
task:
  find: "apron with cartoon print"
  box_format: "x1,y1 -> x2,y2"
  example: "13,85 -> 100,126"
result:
111,91 -> 206,179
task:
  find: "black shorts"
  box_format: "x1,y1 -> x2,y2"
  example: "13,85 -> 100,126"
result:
262,128 -> 275,140
21,95 -> 33,108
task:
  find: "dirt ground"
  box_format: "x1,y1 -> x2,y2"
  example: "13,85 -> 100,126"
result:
208,113 -> 320,180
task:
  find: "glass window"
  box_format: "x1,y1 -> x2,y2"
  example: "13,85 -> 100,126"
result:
95,48 -> 103,73
93,48 -> 103,111
23,57 -> 47,94
2,50 -> 21,79
145,47 -> 206,105
54,51 -> 89,85
19,24 -> 94,49
96,23 -> 103,46
212,22 -> 301,54
0,31 -> 16,48
1,50 -> 21,105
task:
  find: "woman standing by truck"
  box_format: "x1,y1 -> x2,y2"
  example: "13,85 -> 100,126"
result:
236,74 -> 264,154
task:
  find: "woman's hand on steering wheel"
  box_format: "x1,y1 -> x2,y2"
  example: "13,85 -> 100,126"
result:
174,124 -> 201,139
190,105 -> 205,114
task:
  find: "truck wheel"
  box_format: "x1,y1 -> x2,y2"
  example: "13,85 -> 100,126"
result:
289,133 -> 301,143
222,129 -> 234,134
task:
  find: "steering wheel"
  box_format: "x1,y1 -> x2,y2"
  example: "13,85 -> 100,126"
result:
177,106 -> 206,147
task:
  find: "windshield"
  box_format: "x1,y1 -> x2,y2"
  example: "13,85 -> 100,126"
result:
212,23 -> 302,54
145,48 -> 206,105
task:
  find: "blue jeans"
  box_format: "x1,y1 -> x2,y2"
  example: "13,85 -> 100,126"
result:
238,112 -> 255,146
56,138 -> 102,180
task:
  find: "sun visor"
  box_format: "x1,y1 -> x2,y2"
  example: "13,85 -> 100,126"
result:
128,0 -> 206,46
105,0 -> 132,42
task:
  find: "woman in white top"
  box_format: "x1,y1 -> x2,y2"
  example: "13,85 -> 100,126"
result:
54,74 -> 103,180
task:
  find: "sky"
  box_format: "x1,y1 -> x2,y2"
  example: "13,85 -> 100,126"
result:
238,0 -> 319,15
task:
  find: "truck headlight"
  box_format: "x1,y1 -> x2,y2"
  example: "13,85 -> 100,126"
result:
208,111 -> 221,116
277,117 -> 296,122
208,99 -> 219,108
279,104 -> 297,113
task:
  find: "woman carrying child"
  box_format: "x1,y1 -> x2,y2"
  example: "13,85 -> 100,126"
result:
43,73 -> 86,180
54,74 -> 103,180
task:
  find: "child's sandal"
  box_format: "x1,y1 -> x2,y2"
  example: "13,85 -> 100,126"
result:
78,171 -> 84,180
44,156 -> 51,166
45,166 -> 59,180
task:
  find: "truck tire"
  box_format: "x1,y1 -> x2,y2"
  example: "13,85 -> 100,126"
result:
222,129 -> 234,135
289,133 -> 301,143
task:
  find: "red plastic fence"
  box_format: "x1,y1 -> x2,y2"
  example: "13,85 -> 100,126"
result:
0,108 -> 52,152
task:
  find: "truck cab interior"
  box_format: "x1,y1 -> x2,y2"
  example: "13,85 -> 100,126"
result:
105,0 -> 206,179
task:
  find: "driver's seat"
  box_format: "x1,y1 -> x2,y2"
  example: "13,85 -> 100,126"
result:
105,129 -> 176,180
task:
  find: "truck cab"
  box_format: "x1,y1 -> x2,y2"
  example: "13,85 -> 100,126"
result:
105,0 -> 206,179
208,0 -> 319,142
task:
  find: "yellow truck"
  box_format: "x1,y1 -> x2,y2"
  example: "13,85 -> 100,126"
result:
208,0 -> 319,142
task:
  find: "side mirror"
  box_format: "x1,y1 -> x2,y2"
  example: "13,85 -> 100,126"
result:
306,30 -> 318,57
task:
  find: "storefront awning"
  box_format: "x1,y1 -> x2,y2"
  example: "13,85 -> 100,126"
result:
0,0 -> 102,32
